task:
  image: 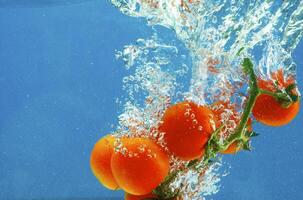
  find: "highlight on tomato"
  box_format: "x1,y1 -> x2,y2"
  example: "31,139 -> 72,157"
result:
252,69 -> 300,126
158,101 -> 217,161
90,134 -> 119,190
111,137 -> 170,196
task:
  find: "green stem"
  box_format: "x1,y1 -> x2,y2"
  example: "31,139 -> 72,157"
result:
222,58 -> 259,147
203,58 -> 260,161
259,87 -> 296,108
259,89 -> 277,96
259,89 -> 289,101
153,170 -> 180,199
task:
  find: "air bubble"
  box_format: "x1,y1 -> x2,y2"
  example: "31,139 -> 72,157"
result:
110,0 -> 303,198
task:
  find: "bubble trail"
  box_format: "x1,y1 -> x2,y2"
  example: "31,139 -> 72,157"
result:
109,0 -> 303,199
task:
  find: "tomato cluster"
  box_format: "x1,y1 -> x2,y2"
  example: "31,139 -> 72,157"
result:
90,135 -> 170,198
90,101 -> 218,199
90,68 -> 300,199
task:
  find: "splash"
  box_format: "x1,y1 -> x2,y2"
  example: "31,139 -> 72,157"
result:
110,0 -> 303,199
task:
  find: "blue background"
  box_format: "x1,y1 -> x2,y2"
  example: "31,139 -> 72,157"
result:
0,1 -> 302,199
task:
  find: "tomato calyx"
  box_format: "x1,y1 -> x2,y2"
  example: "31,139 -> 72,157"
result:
203,125 -> 226,161
204,125 -> 257,160
259,83 -> 300,108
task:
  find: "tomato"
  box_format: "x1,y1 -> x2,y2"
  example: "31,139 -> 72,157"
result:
158,102 -> 217,161
90,134 -> 119,190
111,137 -> 170,195
253,93 -> 299,126
252,70 -> 300,126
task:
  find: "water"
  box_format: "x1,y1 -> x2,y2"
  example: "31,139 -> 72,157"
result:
0,0 -> 302,199
0,0 -> 95,8
112,0 -> 303,104
112,0 -> 303,199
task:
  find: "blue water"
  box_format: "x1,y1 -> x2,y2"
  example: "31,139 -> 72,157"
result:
0,1 -> 302,200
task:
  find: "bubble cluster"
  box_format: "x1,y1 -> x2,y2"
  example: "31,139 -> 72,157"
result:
109,0 -> 303,198
170,161 -> 223,200
115,35 -> 190,137
112,0 -> 303,104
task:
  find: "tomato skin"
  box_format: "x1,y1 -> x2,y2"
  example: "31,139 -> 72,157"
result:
90,135 -> 119,190
159,102 -> 216,161
252,93 -> 299,126
111,137 -> 170,196
252,70 -> 300,126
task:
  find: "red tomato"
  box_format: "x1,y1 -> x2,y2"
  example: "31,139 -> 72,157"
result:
158,102 -> 217,161
111,137 -> 170,195
253,69 -> 300,126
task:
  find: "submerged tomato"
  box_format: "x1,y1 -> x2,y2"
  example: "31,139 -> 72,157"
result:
90,135 -> 119,190
111,137 -> 169,195
252,69 -> 300,126
159,102 -> 217,161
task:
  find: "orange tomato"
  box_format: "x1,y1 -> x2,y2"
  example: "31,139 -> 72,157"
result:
159,102 -> 217,161
90,134 -> 119,190
252,70 -> 300,126
111,137 -> 170,195
124,193 -> 158,200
